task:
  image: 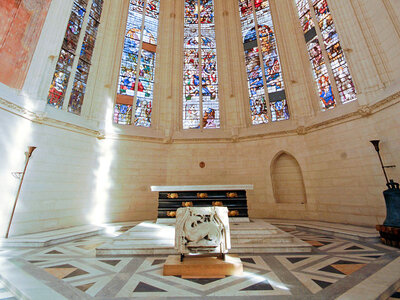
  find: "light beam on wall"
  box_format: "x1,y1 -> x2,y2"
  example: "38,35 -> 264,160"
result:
0,97 -> 33,237
89,97 -> 116,225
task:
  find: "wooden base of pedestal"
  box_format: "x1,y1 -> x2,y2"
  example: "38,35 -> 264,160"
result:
376,225 -> 400,248
163,255 -> 243,278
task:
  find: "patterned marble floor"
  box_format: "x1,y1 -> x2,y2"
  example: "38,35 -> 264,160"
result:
0,224 -> 400,299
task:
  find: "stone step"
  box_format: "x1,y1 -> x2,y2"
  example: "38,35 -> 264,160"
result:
231,236 -> 295,244
0,225 -> 104,248
96,242 -> 311,256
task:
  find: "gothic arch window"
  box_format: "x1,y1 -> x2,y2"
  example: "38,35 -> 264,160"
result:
114,0 -> 160,127
294,0 -> 357,110
238,0 -> 290,125
47,0 -> 104,115
183,0 -> 220,130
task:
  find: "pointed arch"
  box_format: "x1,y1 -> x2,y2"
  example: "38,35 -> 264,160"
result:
271,151 -> 307,204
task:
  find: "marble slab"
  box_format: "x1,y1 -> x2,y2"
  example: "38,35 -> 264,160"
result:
96,219 -> 312,256
0,225 -> 105,248
151,185 -> 254,192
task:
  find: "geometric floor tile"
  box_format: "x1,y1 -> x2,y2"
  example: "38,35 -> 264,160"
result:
275,254 -> 326,270
75,282 -> 95,292
329,261 -> 366,275
240,280 -> 273,290
292,271 -> 338,294
44,266 -> 78,279
303,256 -> 368,278
133,281 -> 167,292
1,224 -> 399,299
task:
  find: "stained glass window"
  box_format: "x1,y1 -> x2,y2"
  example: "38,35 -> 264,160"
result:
239,0 -> 289,125
183,0 -> 220,129
68,0 -> 104,115
114,0 -> 160,127
47,0 -> 87,109
47,0 -> 104,115
294,0 -> 356,110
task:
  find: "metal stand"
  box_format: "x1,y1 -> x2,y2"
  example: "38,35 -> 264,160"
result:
6,146 -> 36,238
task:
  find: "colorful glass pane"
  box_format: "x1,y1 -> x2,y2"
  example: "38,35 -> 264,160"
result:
47,0 -> 87,109
295,0 -> 356,108
239,0 -> 289,125
183,0 -> 220,129
115,0 -> 160,126
114,104 -> 133,125
68,0 -> 104,115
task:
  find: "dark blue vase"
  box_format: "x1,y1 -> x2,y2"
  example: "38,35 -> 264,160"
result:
383,180 -> 400,228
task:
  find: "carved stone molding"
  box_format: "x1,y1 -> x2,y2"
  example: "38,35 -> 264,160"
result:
357,105 -> 372,117
2,90 -> 399,143
0,97 -> 39,120
296,126 -> 307,135
0,97 -> 99,137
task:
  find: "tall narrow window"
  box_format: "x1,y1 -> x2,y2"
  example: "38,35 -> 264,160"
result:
68,0 -> 103,114
183,0 -> 220,130
47,0 -> 104,114
294,0 -> 357,110
114,0 -> 160,127
238,0 -> 289,125
47,0 -> 88,109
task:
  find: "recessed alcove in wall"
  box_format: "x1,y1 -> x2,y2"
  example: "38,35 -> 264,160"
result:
271,151 -> 306,204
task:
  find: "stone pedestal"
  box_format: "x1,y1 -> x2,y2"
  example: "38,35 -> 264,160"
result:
163,254 -> 243,278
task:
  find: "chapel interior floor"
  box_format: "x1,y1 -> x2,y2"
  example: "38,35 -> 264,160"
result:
0,220 -> 400,299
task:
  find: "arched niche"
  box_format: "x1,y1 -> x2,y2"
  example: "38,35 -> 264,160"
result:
271,151 -> 307,204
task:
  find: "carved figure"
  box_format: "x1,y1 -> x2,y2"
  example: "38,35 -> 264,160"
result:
175,207 -> 231,256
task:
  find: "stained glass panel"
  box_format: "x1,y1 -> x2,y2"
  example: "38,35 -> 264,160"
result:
114,104 -> 133,125
295,0 -> 356,107
183,0 -> 220,129
68,0 -> 104,115
239,0 -> 289,125
115,0 -> 160,126
47,0 -> 87,109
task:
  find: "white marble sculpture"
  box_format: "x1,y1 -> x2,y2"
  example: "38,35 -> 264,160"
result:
175,207 -> 231,255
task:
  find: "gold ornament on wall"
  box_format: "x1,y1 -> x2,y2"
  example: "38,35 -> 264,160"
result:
226,192 -> 238,198
212,201 -> 223,207
182,201 -> 193,207
167,193 -> 179,199
228,210 -> 239,217
197,192 -> 208,198
166,211 -> 176,217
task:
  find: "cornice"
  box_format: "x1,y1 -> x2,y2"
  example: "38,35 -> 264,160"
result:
1,90 -> 399,144
0,97 -> 101,138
